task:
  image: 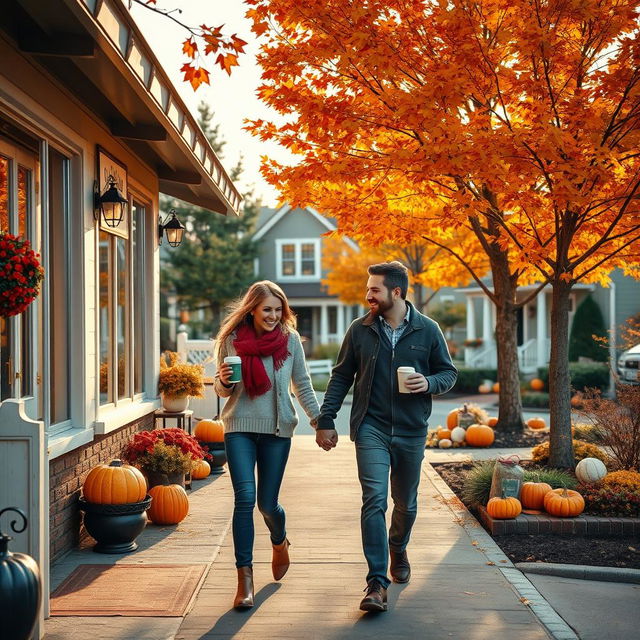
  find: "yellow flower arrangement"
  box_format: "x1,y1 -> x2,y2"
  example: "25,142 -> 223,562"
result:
158,351 -> 204,398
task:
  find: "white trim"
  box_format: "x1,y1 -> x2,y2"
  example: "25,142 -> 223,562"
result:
47,426 -> 96,460
307,207 -> 359,251
94,398 -> 161,435
252,204 -> 291,240
276,238 -> 321,281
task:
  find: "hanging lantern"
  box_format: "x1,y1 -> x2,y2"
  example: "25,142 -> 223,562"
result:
95,175 -> 128,228
0,507 -> 42,640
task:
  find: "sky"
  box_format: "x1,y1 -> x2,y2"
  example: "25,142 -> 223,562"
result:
129,0 -> 292,207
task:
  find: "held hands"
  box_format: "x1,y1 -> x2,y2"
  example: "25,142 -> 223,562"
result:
404,372 -> 429,393
316,429 -> 338,451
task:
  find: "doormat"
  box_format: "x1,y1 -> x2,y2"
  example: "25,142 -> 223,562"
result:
50,564 -> 207,617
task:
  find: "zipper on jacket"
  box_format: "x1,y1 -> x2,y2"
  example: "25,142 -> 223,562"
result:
391,345 -> 395,437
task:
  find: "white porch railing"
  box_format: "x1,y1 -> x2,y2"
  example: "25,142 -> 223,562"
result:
517,339 -> 538,374
466,345 -> 498,368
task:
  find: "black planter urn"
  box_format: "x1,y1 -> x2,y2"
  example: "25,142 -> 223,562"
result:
199,441 -> 227,474
0,507 -> 42,640
79,496 -> 152,554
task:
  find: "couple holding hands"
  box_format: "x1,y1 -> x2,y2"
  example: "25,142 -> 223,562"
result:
214,261 -> 457,612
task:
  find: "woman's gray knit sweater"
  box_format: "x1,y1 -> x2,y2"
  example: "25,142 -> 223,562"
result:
213,330 -> 320,438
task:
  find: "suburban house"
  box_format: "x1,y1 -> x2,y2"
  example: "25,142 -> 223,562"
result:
252,204 -> 363,355
0,0 -> 241,634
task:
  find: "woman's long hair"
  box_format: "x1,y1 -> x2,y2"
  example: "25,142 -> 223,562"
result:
214,280 -> 297,357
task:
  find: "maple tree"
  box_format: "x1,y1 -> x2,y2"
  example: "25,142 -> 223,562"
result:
246,0 -> 640,467
132,0 -> 247,90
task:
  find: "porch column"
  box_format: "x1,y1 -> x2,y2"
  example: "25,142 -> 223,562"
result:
536,289 -> 547,367
482,297 -> 492,343
320,304 -> 328,345
465,297 -> 476,366
337,303 -> 345,339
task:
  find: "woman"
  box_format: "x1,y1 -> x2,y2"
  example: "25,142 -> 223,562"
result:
214,280 -> 320,610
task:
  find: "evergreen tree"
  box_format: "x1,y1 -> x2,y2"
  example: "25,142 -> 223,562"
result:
568,295 -> 608,362
161,102 -> 261,337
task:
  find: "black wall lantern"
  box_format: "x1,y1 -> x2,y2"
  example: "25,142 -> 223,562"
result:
158,209 -> 185,247
94,174 -> 128,228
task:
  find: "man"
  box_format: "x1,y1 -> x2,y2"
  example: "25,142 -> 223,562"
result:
316,261 -> 457,612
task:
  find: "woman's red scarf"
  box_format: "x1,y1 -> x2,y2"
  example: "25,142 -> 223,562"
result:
233,324 -> 290,398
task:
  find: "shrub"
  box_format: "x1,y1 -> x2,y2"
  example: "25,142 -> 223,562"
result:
530,439 -> 609,466
521,392 -> 549,408
536,362 -> 610,392
452,368 -> 498,393
602,470 -> 640,489
568,294 -> 608,362
575,385 -> 640,471
311,375 -> 330,392
571,422 -> 602,443
582,484 -> 640,517
311,342 -> 341,362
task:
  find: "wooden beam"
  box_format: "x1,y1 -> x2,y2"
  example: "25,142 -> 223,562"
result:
111,121 -> 167,142
19,34 -> 95,58
157,167 -> 202,185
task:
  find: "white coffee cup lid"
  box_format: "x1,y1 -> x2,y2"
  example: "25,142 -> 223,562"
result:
397,366 -> 415,373
224,356 -> 241,363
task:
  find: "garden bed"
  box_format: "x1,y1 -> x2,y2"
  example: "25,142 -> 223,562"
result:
433,460 -> 640,569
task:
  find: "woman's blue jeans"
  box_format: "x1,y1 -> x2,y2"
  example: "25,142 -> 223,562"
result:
355,422 -> 426,588
224,432 -> 291,568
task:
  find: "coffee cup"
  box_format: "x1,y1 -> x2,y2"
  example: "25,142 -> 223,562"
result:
224,355 -> 242,383
397,366 -> 416,393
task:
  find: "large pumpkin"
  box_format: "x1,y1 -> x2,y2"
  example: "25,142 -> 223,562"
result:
147,484 -> 189,525
446,409 -> 459,430
191,459 -> 211,480
194,418 -> 224,442
543,488 -> 585,517
530,378 -> 545,391
486,496 -> 522,519
520,481 -> 552,510
82,460 -> 147,504
465,424 -> 495,447
575,458 -> 607,484
526,417 -> 547,430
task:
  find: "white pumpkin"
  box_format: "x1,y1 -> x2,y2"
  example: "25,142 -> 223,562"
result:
450,427 -> 466,443
438,438 -> 453,449
575,457 -> 607,484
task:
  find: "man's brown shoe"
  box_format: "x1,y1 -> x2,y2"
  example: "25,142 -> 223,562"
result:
272,538 -> 291,580
390,550 -> 411,583
359,580 -> 388,612
233,566 -> 254,609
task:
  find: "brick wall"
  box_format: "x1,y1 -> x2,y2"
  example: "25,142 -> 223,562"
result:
49,413 -> 155,562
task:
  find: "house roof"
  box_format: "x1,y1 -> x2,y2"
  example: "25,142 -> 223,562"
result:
1,0 -> 241,216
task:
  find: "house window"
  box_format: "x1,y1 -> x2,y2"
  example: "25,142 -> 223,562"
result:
276,239 -> 321,280
328,306 -> 338,334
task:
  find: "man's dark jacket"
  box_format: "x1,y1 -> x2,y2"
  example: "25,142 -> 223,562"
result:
317,302 -> 458,440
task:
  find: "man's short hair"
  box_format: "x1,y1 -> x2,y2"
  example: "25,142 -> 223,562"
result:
368,261 -> 409,299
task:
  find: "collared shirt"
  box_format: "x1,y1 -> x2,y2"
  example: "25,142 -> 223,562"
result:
379,302 -> 411,349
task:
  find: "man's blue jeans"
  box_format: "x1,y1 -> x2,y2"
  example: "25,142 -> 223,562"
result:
355,422 -> 426,588
224,432 -> 291,568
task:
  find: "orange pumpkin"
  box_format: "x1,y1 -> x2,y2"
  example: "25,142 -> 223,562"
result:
487,417 -> 499,428
147,484 -> 189,525
465,424 -> 495,447
478,383 -> 492,393
543,488 -> 585,517
194,418 -> 225,442
82,460 -> 147,504
437,428 -> 452,440
492,382 -> 500,393
526,417 -> 547,430
446,409 -> 459,430
486,496 -> 522,519
530,378 -> 545,391
520,481 -> 552,510
191,459 -> 211,480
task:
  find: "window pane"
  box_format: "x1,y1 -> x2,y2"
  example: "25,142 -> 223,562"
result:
18,166 -> 32,396
17,165 -> 28,237
116,236 -> 129,399
133,204 -> 145,393
99,231 -> 111,404
0,156 -> 8,231
281,243 -> 296,276
49,149 -> 70,423
301,242 -> 315,276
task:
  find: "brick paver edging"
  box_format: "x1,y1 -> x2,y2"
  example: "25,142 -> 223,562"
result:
478,505 -> 640,536
425,463 -> 579,640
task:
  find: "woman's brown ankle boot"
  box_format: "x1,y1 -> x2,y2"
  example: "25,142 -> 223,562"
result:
233,566 -> 254,609
272,538 -> 291,580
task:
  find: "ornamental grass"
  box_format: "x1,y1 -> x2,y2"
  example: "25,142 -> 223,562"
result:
158,350 -> 204,398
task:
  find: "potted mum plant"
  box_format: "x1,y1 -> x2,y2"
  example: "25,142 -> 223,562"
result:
123,428 -> 210,488
158,350 -> 204,412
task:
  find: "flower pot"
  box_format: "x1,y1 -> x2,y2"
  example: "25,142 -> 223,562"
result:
199,441 -> 227,474
144,470 -> 186,488
79,496 -> 152,554
162,394 -> 189,412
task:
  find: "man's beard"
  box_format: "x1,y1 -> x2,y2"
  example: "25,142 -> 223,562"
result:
368,293 -> 393,316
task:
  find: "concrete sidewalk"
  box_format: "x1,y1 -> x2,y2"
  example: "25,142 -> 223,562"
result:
45,435 -> 640,640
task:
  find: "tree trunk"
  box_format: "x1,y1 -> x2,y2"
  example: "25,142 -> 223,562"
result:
489,253 -> 525,432
548,280 -> 575,469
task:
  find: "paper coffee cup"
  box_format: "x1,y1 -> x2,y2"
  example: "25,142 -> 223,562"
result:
224,355 -> 242,383
397,366 -> 416,393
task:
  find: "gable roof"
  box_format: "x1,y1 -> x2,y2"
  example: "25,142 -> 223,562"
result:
253,204 -> 358,250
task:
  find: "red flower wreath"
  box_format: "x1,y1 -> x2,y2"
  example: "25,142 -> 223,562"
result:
0,232 -> 44,318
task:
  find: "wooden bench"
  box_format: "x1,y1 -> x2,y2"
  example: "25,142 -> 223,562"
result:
306,359 -> 333,376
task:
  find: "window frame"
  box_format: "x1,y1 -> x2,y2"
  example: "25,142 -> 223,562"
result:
275,238 -> 321,281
